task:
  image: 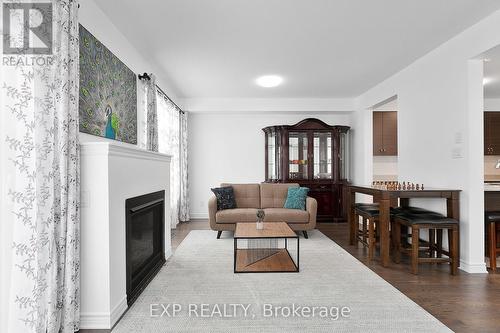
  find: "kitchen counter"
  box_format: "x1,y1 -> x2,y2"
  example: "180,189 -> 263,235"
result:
485,183 -> 500,192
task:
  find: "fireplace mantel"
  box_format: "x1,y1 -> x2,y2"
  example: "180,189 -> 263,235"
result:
80,142 -> 171,329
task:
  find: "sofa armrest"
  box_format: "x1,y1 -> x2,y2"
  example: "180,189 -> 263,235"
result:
305,196 -> 317,229
208,195 -> 218,229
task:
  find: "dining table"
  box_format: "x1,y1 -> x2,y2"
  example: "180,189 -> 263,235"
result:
347,184 -> 461,267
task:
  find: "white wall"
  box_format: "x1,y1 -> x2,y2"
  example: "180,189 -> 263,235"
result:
351,10 -> 500,273
373,156 -> 399,181
188,112 -> 351,218
485,98 -> 500,111
79,0 -> 182,147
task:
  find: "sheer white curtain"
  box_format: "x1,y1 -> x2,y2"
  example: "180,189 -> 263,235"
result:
2,1 -> 80,332
157,91 -> 184,227
179,112 -> 189,222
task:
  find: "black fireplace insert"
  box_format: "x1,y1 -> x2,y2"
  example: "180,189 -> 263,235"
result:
126,190 -> 165,305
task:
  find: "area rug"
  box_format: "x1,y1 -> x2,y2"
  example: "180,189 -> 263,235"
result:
112,230 -> 452,333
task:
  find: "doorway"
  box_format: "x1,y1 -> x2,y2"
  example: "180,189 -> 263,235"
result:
371,96 -> 399,183
482,46 -> 500,271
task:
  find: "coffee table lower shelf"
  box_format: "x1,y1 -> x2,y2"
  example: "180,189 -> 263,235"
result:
234,248 -> 298,273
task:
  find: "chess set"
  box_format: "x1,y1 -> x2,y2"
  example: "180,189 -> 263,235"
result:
372,181 -> 425,191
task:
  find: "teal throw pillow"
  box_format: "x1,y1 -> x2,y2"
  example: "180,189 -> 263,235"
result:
284,187 -> 309,210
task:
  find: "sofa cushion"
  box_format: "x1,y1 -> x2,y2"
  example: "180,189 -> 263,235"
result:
263,208 -> 309,224
216,208 -> 259,223
221,183 -> 260,208
211,186 -> 237,210
284,187 -> 309,210
260,183 -> 299,208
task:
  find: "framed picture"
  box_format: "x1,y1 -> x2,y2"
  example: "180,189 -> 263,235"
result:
79,24 -> 137,144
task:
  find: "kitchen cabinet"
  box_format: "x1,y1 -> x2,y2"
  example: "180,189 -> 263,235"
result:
373,111 -> 398,156
484,112 -> 500,155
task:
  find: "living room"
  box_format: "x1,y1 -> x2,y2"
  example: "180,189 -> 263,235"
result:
2,1 -> 500,332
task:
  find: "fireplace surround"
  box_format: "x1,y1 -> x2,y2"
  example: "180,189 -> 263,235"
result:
80,142 -> 171,329
126,190 -> 166,305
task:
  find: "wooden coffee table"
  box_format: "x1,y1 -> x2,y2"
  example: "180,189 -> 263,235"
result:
233,222 -> 299,273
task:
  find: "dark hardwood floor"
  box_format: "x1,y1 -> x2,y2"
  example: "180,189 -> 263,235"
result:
81,220 -> 500,333
316,222 -> 500,333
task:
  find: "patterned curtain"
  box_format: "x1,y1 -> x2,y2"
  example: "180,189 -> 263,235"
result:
179,112 -> 190,222
2,1 -> 80,332
145,74 -> 158,152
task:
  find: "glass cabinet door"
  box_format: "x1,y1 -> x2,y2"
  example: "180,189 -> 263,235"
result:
288,132 -> 308,180
339,131 -> 350,180
266,129 -> 281,180
313,132 -> 332,179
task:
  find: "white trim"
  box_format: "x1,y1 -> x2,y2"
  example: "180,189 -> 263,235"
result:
189,212 -> 209,219
165,247 -> 173,260
80,142 -> 172,162
80,295 -> 128,329
79,312 -> 111,329
111,295 -> 128,327
180,97 -> 356,113
459,260 -> 488,273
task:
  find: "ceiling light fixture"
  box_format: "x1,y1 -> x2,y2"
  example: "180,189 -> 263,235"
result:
483,77 -> 493,85
256,75 -> 283,88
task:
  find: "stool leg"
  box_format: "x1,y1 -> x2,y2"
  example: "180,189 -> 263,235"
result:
394,220 -> 401,264
354,214 -> 360,247
429,229 -> 435,259
489,222 -> 497,272
436,229 -> 443,258
368,218 -> 375,263
411,226 -> 420,274
362,216 -> 367,246
450,227 -> 459,275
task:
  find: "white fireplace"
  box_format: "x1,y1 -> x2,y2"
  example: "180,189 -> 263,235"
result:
79,142 -> 171,329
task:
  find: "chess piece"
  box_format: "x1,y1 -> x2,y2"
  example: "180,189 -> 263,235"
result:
411,183 -> 415,190
421,184 -> 424,190
402,182 -> 406,190
397,182 -> 402,190
416,184 -> 420,190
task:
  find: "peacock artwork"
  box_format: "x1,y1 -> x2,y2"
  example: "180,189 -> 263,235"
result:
79,24 -> 137,144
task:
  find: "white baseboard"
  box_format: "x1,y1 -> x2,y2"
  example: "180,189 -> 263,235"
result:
80,312 -> 111,329
80,295 -> 128,329
165,247 -> 172,260
190,212 -> 208,219
459,260 -> 488,273
111,295 -> 128,327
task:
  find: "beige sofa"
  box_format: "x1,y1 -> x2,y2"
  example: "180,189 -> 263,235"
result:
208,183 -> 317,239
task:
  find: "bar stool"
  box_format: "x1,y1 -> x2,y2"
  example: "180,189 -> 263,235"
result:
485,211 -> 500,272
354,203 -> 380,263
391,207 -> 445,250
392,206 -> 445,216
393,213 -> 459,275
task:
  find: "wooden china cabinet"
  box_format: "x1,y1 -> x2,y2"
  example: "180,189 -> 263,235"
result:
263,118 -> 351,222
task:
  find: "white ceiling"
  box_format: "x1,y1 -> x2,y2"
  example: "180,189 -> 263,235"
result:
483,46 -> 500,98
94,0 -> 500,99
